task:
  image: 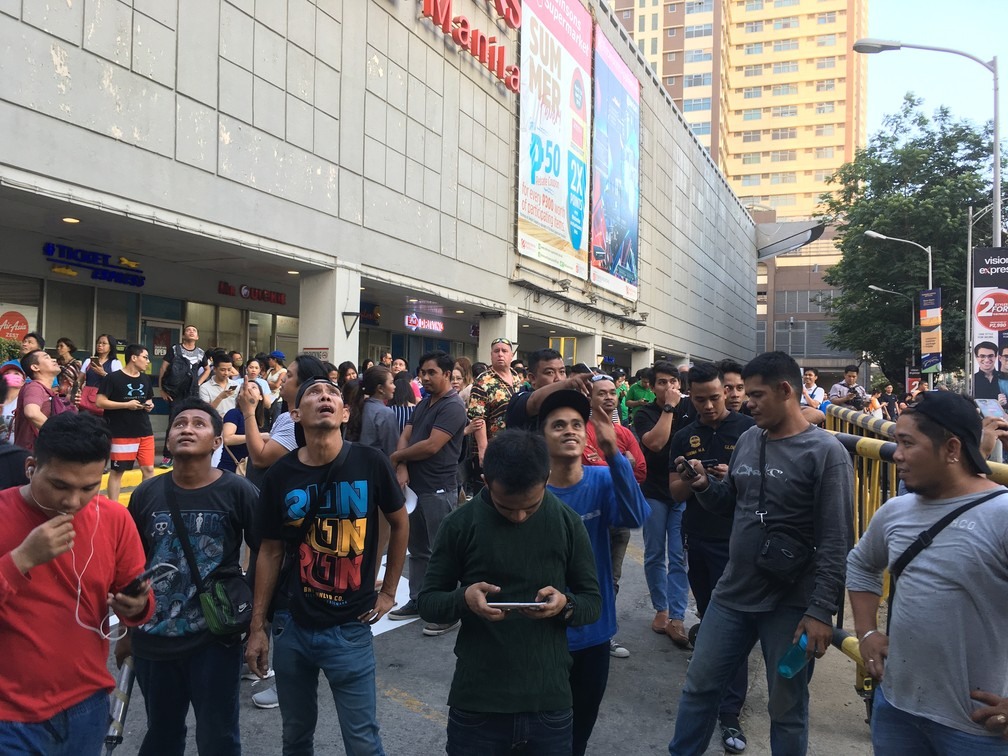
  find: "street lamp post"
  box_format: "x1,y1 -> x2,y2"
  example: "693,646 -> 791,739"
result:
864,231 -> 934,388
868,283 -> 916,373
852,38 -> 1001,248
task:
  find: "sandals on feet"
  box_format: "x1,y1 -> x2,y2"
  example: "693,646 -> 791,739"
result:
720,720 -> 747,754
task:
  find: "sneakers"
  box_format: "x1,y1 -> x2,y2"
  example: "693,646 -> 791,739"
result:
422,620 -> 460,637
609,638 -> 630,658
241,664 -> 274,681
720,716 -> 747,753
388,599 -> 419,620
158,457 -> 173,469
251,685 -> 279,709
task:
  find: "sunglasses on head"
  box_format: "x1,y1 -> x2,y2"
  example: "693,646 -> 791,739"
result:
589,373 -> 614,383
491,338 -> 514,347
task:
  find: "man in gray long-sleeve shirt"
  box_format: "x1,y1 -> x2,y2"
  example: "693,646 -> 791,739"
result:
847,391 -> 1008,752
668,352 -> 853,756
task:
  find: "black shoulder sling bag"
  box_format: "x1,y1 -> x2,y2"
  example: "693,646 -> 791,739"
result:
754,431 -> 815,584
886,487 -> 1005,634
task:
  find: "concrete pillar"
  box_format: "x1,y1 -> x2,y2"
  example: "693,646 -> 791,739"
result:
630,346 -> 654,376
477,307 -> 518,362
297,265 -> 361,364
576,332 -> 604,369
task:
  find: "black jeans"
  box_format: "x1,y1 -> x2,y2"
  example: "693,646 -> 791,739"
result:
446,708 -> 573,755
570,641 -> 611,756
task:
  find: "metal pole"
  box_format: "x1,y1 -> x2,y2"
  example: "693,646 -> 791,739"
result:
926,244 -> 933,390
967,206 -> 974,396
993,55 -> 1001,248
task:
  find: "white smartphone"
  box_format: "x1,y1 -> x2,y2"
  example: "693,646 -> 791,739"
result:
976,398 -> 1008,419
486,602 -> 548,610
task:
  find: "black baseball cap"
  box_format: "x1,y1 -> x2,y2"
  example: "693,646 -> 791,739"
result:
905,391 -> 991,474
538,389 -> 591,426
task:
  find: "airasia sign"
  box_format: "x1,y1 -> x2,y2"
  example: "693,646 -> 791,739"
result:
0,311 -> 29,341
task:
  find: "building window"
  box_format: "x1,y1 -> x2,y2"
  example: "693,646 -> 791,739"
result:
685,48 -> 712,62
816,78 -> 836,92
816,101 -> 835,114
685,23 -> 713,37
769,194 -> 797,207
639,15 -> 645,32
743,108 -> 762,120
745,43 -> 763,55
683,97 -> 712,112
773,16 -> 799,30
651,37 -> 658,55
775,319 -> 806,355
772,105 -> 797,117
818,11 -> 837,23
744,64 -> 764,77
668,2 -> 677,9
771,127 -> 797,140
756,320 -> 767,353
742,152 -> 761,164
744,20 -> 763,32
746,0 -> 764,10
815,146 -> 835,158
772,84 -> 798,96
741,175 -> 761,186
815,123 -> 835,136
773,61 -> 799,74
667,27 -> 677,36
742,130 -> 762,142
652,13 -> 659,30
743,86 -> 762,99
771,150 -> 797,161
774,0 -> 799,6
771,172 -> 797,184
817,56 -> 837,69
664,76 -> 677,87
773,38 -> 799,52
666,51 -> 677,62
817,34 -> 837,46
691,121 -> 712,135
686,0 -> 712,12
684,72 -> 713,86
814,169 -> 832,182
623,10 -> 632,19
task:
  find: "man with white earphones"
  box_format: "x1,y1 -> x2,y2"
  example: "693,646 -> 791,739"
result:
0,412 -> 153,756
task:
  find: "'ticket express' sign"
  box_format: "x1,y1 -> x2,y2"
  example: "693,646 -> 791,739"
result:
421,0 -> 521,93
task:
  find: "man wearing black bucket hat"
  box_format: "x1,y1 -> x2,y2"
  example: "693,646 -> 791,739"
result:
847,391 -> 1008,753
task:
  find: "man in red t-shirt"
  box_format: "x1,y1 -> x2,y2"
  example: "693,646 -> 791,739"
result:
0,412 -> 152,755
13,350 -> 76,452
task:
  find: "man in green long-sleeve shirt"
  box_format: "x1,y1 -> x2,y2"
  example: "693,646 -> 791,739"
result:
419,429 -> 601,756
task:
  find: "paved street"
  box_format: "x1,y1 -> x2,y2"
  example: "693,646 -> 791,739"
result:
108,531 -> 873,755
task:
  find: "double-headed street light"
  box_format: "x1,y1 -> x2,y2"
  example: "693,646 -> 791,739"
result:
864,230 -> 932,290
865,231 -> 934,388
853,38 -> 1001,247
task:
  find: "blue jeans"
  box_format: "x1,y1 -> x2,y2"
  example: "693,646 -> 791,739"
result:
134,640 -> 242,756
446,707 -> 573,755
872,686 -> 1008,755
643,498 -> 688,620
408,490 -> 455,600
669,601 -> 811,755
0,690 -> 107,756
272,611 -> 384,756
685,535 -> 748,718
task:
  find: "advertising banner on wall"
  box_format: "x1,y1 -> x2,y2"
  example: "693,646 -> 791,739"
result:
970,248 -> 1008,399
589,26 -> 641,301
516,0 -> 592,279
0,304 -> 38,341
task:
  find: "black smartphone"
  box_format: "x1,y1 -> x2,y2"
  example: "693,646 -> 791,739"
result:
700,458 -> 720,468
119,565 -> 161,596
678,461 -> 699,480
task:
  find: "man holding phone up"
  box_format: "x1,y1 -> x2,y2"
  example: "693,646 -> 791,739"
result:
199,353 -> 238,418
668,362 -> 755,753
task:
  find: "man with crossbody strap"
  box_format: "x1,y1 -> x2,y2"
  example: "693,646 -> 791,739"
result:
847,391 -> 1008,753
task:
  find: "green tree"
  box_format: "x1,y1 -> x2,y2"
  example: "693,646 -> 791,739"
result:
819,95 -> 995,385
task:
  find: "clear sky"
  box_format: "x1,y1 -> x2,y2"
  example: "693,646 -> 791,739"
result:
864,0 -> 1007,137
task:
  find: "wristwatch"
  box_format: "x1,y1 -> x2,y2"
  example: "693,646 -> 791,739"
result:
562,593 -> 576,623
662,403 -> 675,414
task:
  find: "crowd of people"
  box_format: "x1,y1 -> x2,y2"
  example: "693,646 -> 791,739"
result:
1,326 -> 1007,756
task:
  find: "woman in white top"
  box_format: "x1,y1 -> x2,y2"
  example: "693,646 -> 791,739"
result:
265,350 -> 287,400
81,333 -> 123,387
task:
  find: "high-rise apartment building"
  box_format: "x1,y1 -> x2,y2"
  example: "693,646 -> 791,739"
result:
615,0 -> 867,377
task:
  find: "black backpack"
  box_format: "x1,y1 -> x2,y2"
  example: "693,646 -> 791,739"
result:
161,344 -> 199,399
